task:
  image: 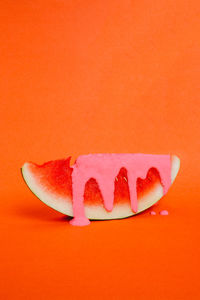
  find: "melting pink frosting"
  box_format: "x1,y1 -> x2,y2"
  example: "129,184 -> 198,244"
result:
69,154 -> 171,226
160,210 -> 169,215
150,211 -> 156,215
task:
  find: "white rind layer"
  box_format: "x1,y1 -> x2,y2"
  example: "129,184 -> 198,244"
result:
22,155 -> 180,220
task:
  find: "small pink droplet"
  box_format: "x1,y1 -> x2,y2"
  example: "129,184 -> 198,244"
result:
150,211 -> 156,215
160,210 -> 169,216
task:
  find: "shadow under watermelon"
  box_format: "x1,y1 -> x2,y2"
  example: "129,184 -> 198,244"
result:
15,201 -> 72,223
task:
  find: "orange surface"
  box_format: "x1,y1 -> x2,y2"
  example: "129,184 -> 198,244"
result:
0,1 -> 200,299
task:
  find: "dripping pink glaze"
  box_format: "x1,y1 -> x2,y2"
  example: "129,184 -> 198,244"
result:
69,154 -> 171,226
150,211 -> 156,215
160,210 -> 169,215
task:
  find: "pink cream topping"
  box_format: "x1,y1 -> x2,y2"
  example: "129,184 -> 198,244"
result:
69,154 -> 171,226
150,211 -> 156,215
160,210 -> 169,215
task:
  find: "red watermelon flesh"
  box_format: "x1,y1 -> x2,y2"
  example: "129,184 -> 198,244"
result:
29,158 -> 73,199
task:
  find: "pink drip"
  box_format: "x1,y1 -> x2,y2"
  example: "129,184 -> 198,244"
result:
160,210 -> 169,215
69,154 -> 171,226
150,211 -> 156,215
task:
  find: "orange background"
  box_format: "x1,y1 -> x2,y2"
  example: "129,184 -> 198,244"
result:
0,1 -> 200,299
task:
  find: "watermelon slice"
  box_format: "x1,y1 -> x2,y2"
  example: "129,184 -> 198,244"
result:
21,154 -> 180,222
